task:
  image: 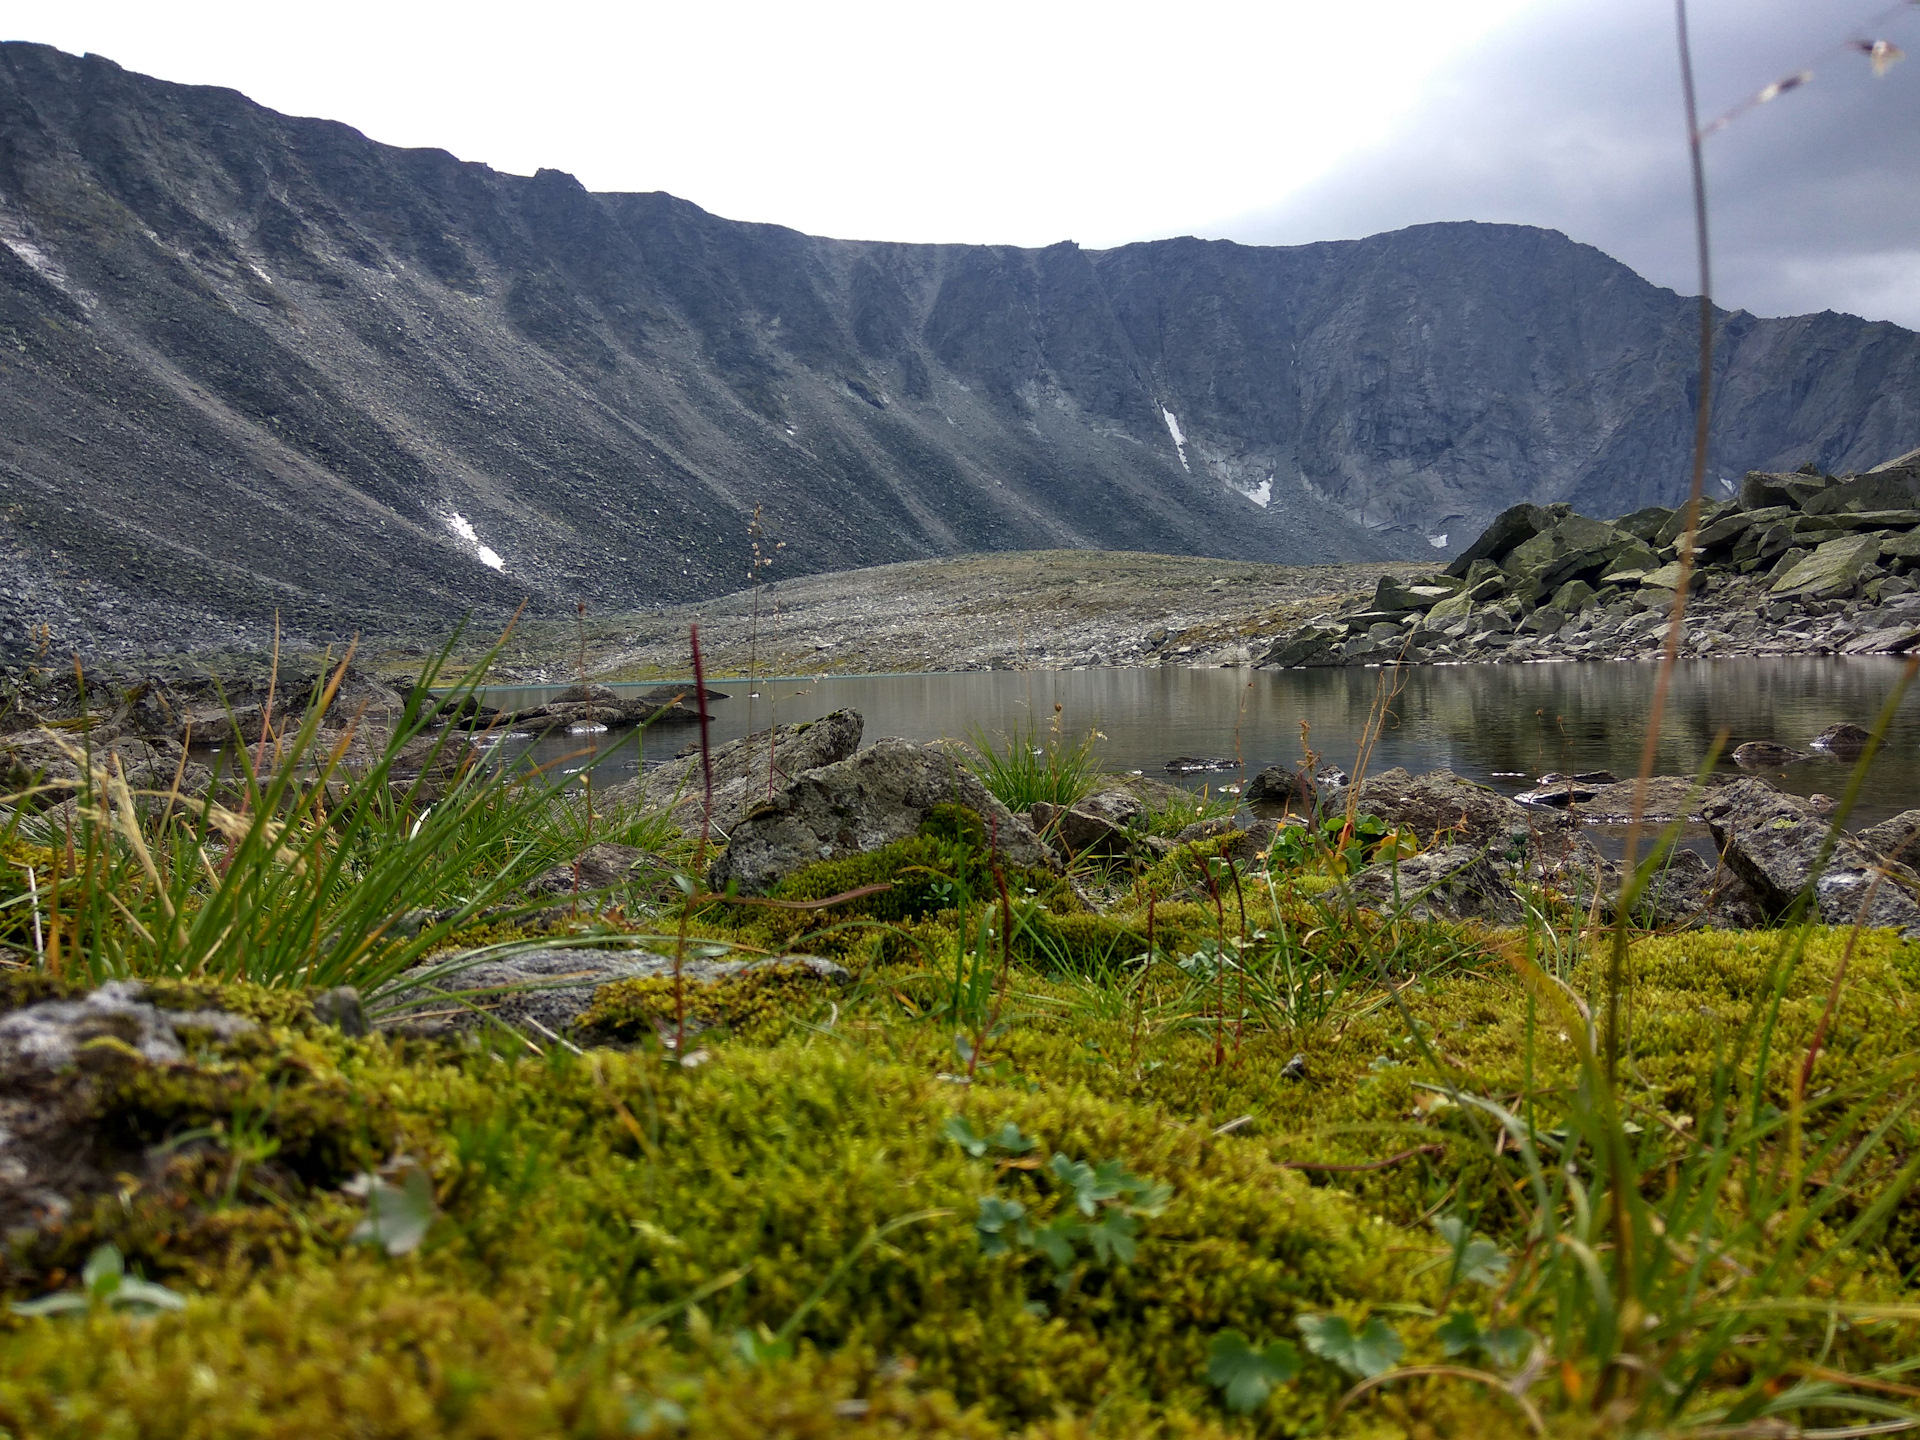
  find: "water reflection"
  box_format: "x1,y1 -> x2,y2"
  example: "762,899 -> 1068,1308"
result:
468,658 -> 1920,829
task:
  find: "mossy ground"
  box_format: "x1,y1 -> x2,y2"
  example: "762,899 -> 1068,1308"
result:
3,824 -> 1919,1436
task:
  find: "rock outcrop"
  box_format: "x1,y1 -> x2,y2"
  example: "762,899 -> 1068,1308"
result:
598,710 -> 864,840
1260,453 -> 1920,669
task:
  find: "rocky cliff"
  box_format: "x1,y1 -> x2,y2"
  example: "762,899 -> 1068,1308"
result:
3,41 -> 1918,655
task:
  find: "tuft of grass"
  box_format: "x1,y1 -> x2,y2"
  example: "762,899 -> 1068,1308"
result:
962,718 -> 1101,813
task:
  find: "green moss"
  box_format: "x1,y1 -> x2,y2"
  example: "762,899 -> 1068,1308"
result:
2,921 -> 1918,1434
579,962 -> 839,1042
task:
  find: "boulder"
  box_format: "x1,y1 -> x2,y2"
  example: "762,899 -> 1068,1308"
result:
1445,503 -> 1554,577
599,709 -> 863,840
1346,768 -> 1540,853
1346,845 -> 1522,925
1696,506 -> 1793,549
1840,626 -> 1920,655
1499,516 -> 1631,601
1550,579 -> 1597,613
1801,471 -> 1920,515
1599,543 -> 1663,584
1030,788 -> 1145,857
1703,780 -> 1920,936
378,949 -> 848,1039
1770,534 -> 1883,599
1371,576 -> 1457,613
1742,471 -> 1831,510
708,737 -> 1058,894
1615,506 -> 1677,542
1812,722 -> 1873,758
1857,810 -> 1920,866
1574,776 -> 1721,824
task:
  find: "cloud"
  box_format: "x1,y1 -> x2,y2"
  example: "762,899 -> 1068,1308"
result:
1203,0 -> 1920,328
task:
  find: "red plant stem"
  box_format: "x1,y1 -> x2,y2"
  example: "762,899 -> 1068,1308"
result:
690,624 -> 714,870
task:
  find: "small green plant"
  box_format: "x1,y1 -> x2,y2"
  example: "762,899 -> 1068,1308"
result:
955,1120 -> 1172,1283
10,1245 -> 184,1318
1298,1312 -> 1405,1378
1205,1329 -> 1301,1414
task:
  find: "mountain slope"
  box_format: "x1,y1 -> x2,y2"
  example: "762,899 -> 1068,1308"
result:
1,42 -> 1916,654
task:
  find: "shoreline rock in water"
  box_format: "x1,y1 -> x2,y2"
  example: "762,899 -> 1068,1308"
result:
1257,452 -> 1920,669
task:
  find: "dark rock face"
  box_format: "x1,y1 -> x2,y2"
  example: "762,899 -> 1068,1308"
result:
707,737 -> 1056,893
4,43 -> 1919,655
1703,780 -> 1920,936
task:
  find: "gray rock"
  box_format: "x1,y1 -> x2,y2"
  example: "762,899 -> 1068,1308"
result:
599,709 -> 863,840
708,737 -> 1058,893
1347,768 -> 1542,852
1346,845 -> 1521,924
1261,626 -> 1346,668
1770,534 -> 1883,600
377,949 -> 849,1039
1445,503 -> 1553,578
1840,626 -> 1920,654
1030,788 -> 1144,857
1536,838 -> 1764,930
1812,722 -> 1874,757
525,843 -> 662,899
1703,780 -> 1920,935
1854,810 -> 1920,867
0,981 -> 256,1072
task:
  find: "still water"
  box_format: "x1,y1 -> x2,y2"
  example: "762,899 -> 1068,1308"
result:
472,658 -> 1920,829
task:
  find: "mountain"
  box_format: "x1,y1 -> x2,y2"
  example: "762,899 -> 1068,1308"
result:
2,41 -> 1917,654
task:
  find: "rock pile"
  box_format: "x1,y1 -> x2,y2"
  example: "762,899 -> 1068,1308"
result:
1261,452 -> 1920,667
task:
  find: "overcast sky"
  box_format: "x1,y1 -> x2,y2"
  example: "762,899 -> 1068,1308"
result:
13,0 -> 1920,325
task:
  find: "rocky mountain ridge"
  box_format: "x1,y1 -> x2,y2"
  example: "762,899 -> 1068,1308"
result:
4,40 -> 1920,657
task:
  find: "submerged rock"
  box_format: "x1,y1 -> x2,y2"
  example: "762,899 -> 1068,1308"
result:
1733,740 -> 1808,769
1811,722 -> 1873,757
708,737 -> 1057,894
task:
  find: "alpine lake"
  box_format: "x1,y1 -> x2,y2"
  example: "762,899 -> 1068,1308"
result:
468,657 -> 1920,850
